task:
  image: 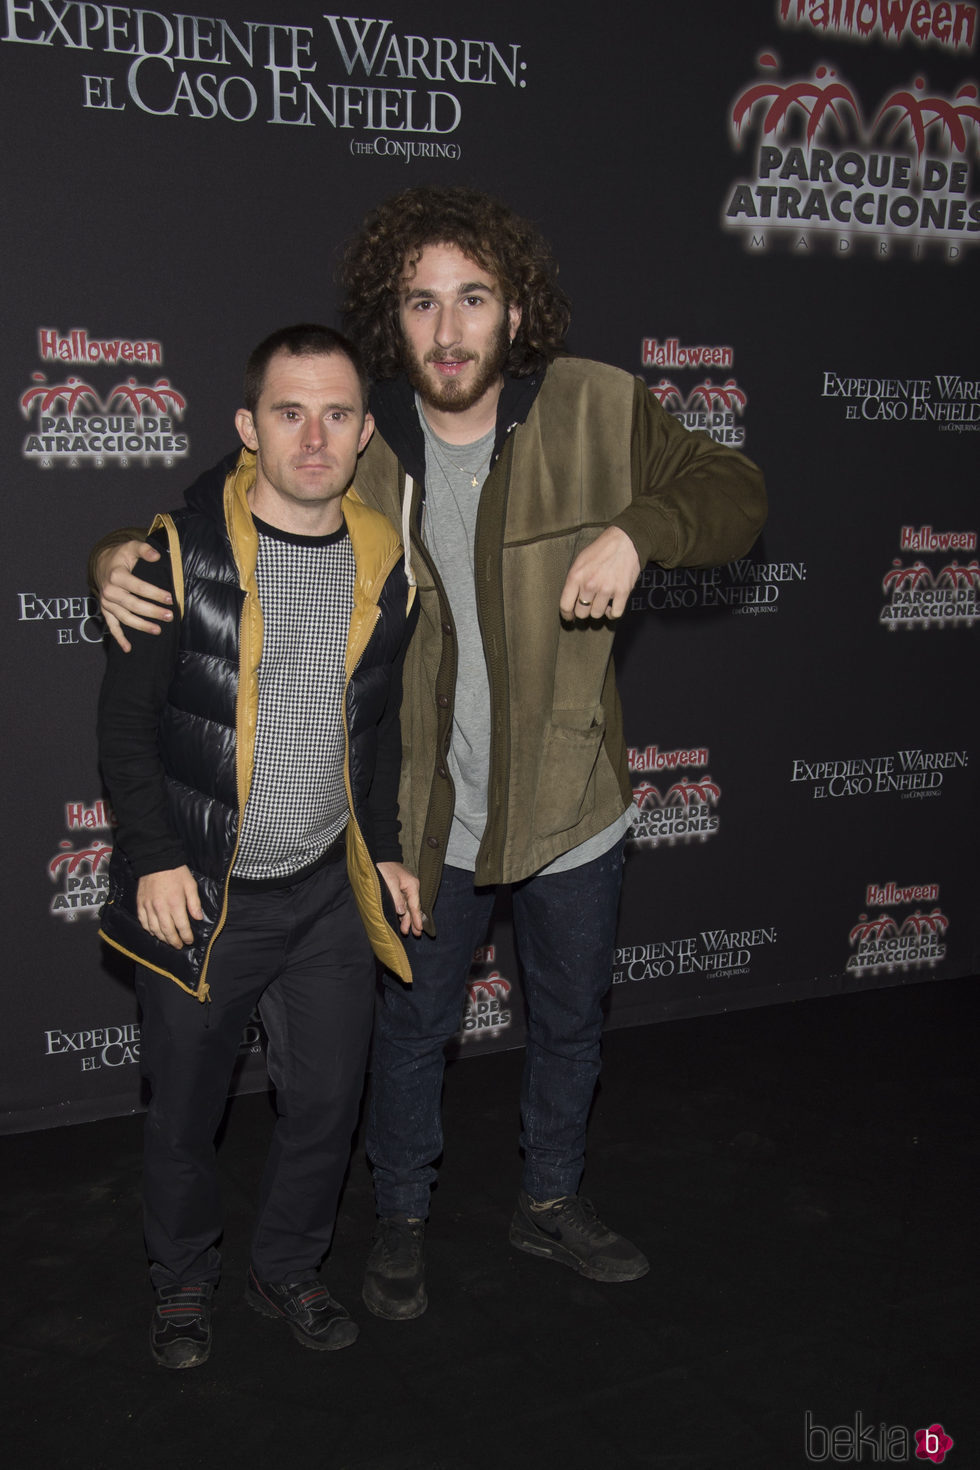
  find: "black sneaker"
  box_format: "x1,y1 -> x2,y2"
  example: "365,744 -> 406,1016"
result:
245,1267 -> 358,1350
150,1281 -> 214,1369
362,1216 -> 427,1320
509,1192 -> 650,1282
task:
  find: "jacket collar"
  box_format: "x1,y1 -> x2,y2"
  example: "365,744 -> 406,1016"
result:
369,365 -> 547,484
187,447 -> 406,610
183,446 -> 240,521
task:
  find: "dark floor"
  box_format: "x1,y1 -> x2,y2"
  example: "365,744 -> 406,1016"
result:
2,976 -> 977,1470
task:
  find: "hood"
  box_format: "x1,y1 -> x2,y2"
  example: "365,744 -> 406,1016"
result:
184,446 -> 242,523
368,367 -> 548,483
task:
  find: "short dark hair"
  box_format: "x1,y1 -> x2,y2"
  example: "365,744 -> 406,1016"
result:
243,324 -> 369,413
340,186 -> 571,381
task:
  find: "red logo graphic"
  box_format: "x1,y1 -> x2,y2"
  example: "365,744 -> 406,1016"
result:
650,378 -> 748,413
883,560 -> 980,591
938,560 -> 980,588
883,561 -> 933,592
649,381 -> 684,410
849,913 -> 898,943
879,80 -> 980,159
632,777 -> 722,809
847,906 -> 949,977
20,376 -> 99,415
21,374 -> 187,417
665,777 -> 722,807
915,1423 -> 955,1463
105,378 -> 186,414
733,55 -> 980,161
852,909 -> 950,946
48,841 -> 112,879
881,557 -> 979,628
467,973 -> 511,1002
901,908 -> 949,936
48,838 -> 112,923
632,782 -> 662,808
733,57 -> 860,146
689,379 -> 747,412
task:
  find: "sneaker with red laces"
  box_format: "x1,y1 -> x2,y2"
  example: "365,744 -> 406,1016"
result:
509,1192 -> 650,1282
245,1266 -> 358,1350
150,1281 -> 214,1369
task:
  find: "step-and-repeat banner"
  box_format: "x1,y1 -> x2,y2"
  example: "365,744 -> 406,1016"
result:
2,1 -> 977,1131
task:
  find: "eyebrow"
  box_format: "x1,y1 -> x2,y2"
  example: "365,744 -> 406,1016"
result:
402,281 -> 497,300
267,398 -> 357,413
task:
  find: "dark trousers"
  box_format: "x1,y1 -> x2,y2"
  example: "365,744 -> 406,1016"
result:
136,860 -> 374,1288
368,838 -> 626,1216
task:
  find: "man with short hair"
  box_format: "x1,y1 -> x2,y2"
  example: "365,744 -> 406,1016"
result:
97,325 -> 420,1367
96,187 -> 766,1323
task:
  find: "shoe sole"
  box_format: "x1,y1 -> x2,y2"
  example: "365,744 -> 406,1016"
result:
244,1287 -> 359,1350
361,1280 -> 428,1321
508,1224 -> 650,1283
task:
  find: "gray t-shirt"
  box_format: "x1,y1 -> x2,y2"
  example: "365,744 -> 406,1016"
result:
418,398 -> 633,874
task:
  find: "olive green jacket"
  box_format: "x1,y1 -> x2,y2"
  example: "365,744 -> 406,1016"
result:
350,357 -> 766,919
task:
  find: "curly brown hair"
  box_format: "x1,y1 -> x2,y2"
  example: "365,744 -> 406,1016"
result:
340,185 -> 571,381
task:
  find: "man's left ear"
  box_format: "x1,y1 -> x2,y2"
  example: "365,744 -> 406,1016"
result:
508,302 -> 522,343
235,408 -> 258,451
358,411 -> 375,454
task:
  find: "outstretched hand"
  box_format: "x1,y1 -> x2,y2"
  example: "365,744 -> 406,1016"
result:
96,540 -> 172,652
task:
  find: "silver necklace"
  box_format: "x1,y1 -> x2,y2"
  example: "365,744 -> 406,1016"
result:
420,406 -> 493,489
430,438 -> 490,488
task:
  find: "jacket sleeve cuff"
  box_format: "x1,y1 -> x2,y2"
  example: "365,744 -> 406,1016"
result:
129,844 -> 190,879
611,501 -> 678,569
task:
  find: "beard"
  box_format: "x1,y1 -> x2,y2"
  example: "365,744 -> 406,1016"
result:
403,318 -> 511,414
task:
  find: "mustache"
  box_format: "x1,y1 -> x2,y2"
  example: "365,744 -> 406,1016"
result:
425,350 -> 476,364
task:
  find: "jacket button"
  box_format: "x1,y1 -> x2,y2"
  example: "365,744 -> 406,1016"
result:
426,835 -> 440,849
441,621 -> 452,635
437,694 -> 450,708
437,764 -> 447,778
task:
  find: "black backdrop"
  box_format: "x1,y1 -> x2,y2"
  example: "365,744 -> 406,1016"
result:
2,0 -> 977,1131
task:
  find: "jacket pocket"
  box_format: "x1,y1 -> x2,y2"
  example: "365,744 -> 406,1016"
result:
532,707 -> 606,839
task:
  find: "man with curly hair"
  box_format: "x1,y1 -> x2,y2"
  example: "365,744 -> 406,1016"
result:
95,186 -> 766,1324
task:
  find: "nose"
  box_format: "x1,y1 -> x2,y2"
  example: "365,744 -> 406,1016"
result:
433,305 -> 461,348
302,420 -> 324,452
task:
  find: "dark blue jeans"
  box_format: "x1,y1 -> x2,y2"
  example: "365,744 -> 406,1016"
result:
367,838 -> 626,1216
